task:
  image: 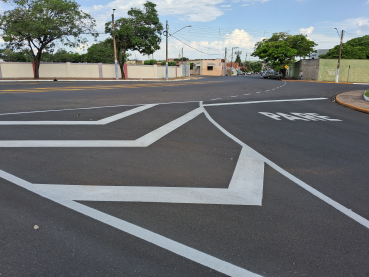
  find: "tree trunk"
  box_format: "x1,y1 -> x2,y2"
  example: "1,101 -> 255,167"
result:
33,59 -> 40,79
119,51 -> 126,79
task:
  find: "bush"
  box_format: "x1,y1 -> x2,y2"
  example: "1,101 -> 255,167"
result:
190,63 -> 194,70
168,60 -> 177,66
150,59 -> 157,65
144,60 -> 150,65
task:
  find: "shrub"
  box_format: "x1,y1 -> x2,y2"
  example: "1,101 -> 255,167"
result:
144,60 -> 151,65
168,60 -> 177,66
150,59 -> 158,65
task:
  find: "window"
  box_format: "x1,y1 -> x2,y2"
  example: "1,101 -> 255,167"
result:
207,66 -> 213,71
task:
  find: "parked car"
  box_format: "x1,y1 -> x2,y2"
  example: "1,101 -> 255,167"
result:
263,71 -> 282,80
247,72 -> 252,75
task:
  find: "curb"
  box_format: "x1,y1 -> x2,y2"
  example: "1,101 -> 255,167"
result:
363,91 -> 369,102
0,78 -> 193,82
282,79 -> 354,85
336,93 -> 369,114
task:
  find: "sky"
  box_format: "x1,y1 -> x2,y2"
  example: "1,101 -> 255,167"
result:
1,0 -> 369,61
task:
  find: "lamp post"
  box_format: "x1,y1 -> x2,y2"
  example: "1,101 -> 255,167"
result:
335,28 -> 344,83
112,9 -> 119,80
165,24 -> 191,80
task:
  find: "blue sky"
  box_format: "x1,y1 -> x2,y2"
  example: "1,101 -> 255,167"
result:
1,0 -> 369,61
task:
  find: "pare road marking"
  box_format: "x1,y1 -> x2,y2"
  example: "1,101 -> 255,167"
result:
259,112 -> 342,122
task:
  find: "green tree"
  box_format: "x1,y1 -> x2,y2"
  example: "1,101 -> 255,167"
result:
252,32 -> 317,77
105,1 -> 163,79
251,62 -> 263,72
319,35 -> 369,59
0,0 -> 97,78
235,54 -> 241,65
86,39 -> 114,63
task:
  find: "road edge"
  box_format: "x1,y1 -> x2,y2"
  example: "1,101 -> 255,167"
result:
336,92 -> 369,114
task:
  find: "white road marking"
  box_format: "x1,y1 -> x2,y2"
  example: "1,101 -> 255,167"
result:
0,169 -> 260,277
230,96 -> 238,98
30,146 -> 264,205
0,108 -> 203,147
265,90 -> 270,92
0,101 -> 200,117
0,104 -> 156,125
201,102 -> 369,230
244,93 -> 251,95
256,92 -> 261,93
203,98 -> 327,107
211,98 -> 222,100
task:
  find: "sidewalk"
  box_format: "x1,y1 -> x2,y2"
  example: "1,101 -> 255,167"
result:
282,79 -> 355,85
0,77 -> 198,82
336,90 -> 369,114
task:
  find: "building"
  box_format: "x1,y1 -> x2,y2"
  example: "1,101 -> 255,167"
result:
190,58 -> 225,76
308,49 -> 330,59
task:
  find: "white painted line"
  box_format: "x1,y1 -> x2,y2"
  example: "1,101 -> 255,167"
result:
0,104 -> 156,125
31,147 -> 263,205
211,98 -> 222,100
203,98 -> 328,107
0,101 -> 200,117
230,96 -> 238,98
265,90 -> 270,92
256,92 -> 261,94
0,108 -> 203,147
200,102 -> 369,230
244,93 -> 251,95
0,169 -> 260,277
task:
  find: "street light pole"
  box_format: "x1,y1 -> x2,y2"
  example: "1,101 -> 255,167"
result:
112,9 -> 119,80
166,20 -> 169,80
335,28 -> 344,83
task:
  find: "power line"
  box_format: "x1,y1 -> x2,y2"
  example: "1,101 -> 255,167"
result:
170,35 -> 222,55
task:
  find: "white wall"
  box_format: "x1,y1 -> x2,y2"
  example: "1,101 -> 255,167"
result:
0,62 -> 186,79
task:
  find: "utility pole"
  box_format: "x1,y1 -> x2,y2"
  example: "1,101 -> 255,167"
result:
335,29 -> 344,83
224,47 -> 227,76
231,47 -> 238,76
230,48 -> 234,76
165,20 -> 169,81
112,9 -> 119,80
182,47 -> 184,77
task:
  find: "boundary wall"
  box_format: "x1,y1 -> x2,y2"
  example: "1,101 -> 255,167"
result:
287,59 -> 369,83
0,62 -> 189,79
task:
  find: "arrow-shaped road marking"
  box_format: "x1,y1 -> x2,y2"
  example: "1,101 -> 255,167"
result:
0,108 -> 203,147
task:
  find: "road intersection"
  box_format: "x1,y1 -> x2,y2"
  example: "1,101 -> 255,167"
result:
1,76 -> 368,276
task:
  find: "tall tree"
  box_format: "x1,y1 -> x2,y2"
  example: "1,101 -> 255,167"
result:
252,32 -> 317,77
319,35 -> 369,59
235,54 -> 242,65
105,1 -> 163,79
0,0 -> 97,78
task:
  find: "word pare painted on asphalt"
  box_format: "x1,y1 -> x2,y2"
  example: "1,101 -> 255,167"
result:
258,112 -> 342,121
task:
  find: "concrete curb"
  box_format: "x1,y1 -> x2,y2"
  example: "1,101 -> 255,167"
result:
282,79 -> 354,85
336,93 -> 369,114
0,78 -> 194,82
363,91 -> 369,102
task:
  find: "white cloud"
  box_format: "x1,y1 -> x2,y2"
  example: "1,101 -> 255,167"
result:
87,0 -> 227,22
366,0 -> 369,4
299,26 -> 314,36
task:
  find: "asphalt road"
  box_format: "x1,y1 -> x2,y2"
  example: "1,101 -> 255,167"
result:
0,76 -> 368,277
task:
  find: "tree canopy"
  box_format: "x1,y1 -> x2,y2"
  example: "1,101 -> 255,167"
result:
105,1 -> 163,79
319,35 -> 369,59
85,39 -> 114,63
252,32 -> 317,77
0,0 -> 97,78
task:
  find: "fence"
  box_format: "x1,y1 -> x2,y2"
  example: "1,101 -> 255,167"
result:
287,59 -> 369,83
0,62 -> 190,79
